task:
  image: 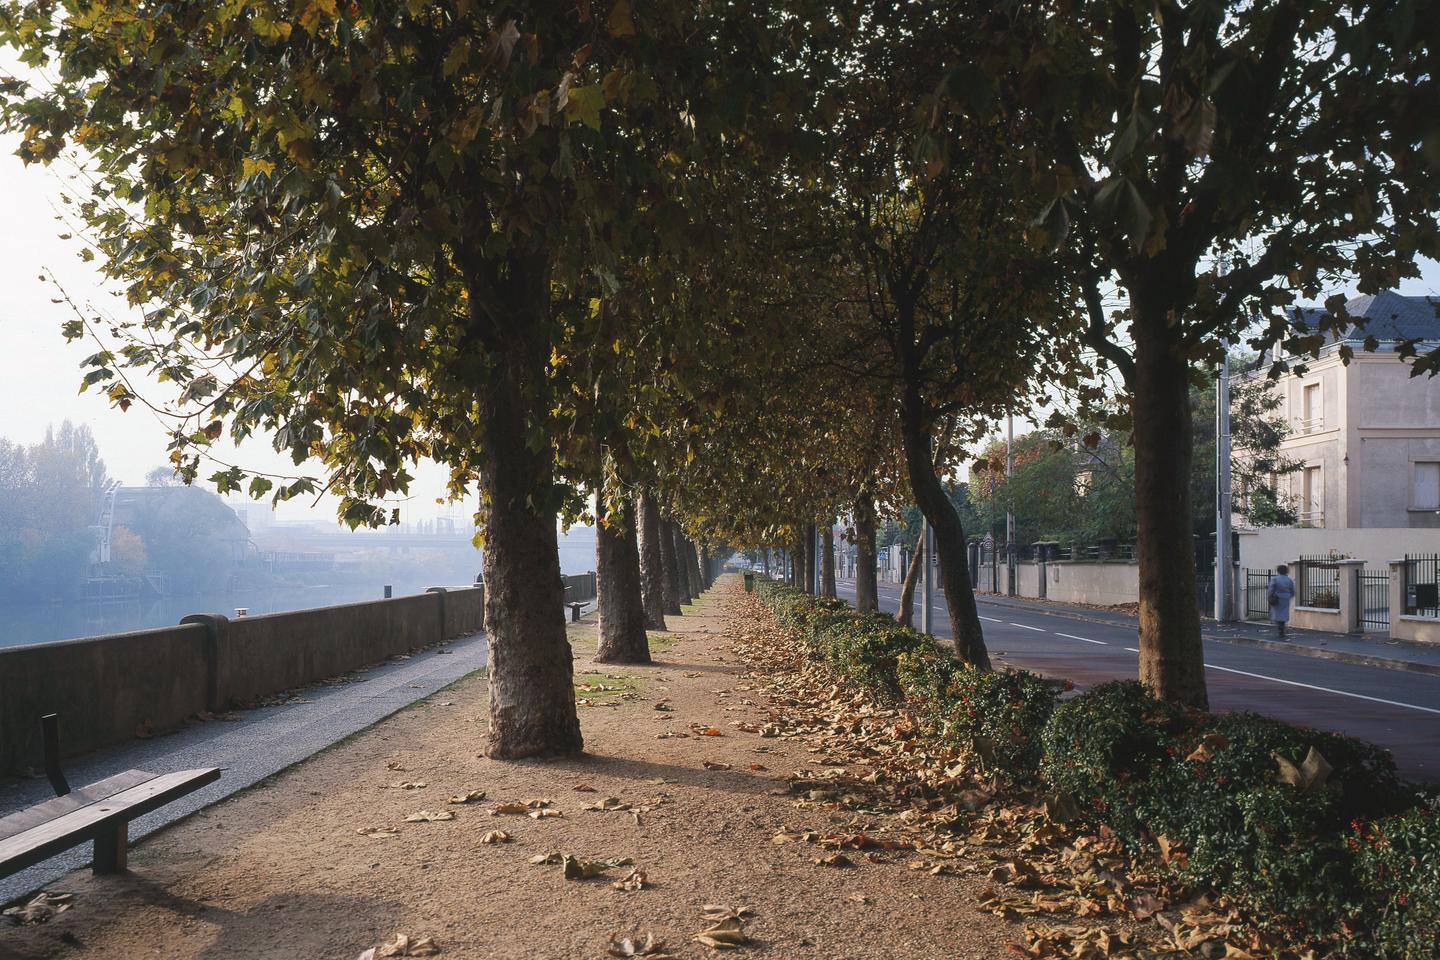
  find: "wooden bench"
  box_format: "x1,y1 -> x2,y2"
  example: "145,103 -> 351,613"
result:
0,714 -> 219,879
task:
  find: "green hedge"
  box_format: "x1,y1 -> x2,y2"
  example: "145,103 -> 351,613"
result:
754,582 -> 1431,957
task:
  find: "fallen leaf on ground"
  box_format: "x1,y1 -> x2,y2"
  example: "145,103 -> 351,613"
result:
748,763 -> 768,771
814,853 -> 854,868
574,784 -> 598,792
702,761 -> 732,771
607,932 -> 674,958
480,830 -> 511,844
692,726 -> 724,737
447,789 -> 486,804
356,932 -> 441,958
694,917 -> 748,949
563,854 -> 610,880
489,802 -> 530,815
397,781 -> 427,790
385,761 -> 407,771
403,810 -> 455,823
583,797 -> 632,812
530,852 -> 563,864
2,892 -> 73,925
529,808 -> 563,819
700,905 -> 755,922
356,826 -> 401,839
612,868 -> 648,891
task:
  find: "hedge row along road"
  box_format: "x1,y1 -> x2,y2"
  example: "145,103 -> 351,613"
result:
833,579 -> 1440,782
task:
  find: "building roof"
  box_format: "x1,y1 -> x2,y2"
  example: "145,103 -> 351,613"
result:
1290,290 -> 1440,344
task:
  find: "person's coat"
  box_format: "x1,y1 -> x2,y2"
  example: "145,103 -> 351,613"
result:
1267,574 -> 1296,622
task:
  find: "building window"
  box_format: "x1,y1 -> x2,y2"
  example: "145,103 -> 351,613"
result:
1300,464 -> 1324,525
1299,382 -> 1322,433
1414,462 -> 1440,512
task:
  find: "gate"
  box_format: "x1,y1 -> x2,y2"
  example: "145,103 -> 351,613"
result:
1356,568 -> 1390,632
1403,555 -> 1440,618
1298,555 -> 1340,610
1244,569 -> 1272,621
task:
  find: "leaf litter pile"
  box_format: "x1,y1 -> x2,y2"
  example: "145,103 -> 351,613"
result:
731,595 -> 1321,960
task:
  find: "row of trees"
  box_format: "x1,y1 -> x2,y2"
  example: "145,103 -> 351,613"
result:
0,423 -> 109,600
5,0 -> 1436,757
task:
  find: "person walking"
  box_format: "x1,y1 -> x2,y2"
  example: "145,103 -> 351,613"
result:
1267,564 -> 1296,638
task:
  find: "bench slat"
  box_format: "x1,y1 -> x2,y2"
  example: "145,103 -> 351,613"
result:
0,770 -> 157,842
0,768 -> 220,879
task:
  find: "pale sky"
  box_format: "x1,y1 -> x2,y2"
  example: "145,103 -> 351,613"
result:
2,110 -> 1437,515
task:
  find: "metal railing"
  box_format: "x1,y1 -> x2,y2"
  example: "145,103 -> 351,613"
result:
1244,570 -> 1273,621
1296,415 -> 1325,434
1298,555 -> 1340,610
1356,569 -> 1391,632
1403,555 -> 1440,619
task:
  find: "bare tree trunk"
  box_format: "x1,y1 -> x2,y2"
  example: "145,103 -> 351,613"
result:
1132,307 -> 1208,707
683,536 -> 703,598
472,261 -> 582,759
669,521 -> 693,606
657,513 -> 684,615
635,491 -> 669,630
897,533 -> 923,628
700,545 -> 712,589
821,525 -> 836,598
595,494 -> 651,664
802,524 -> 816,595
854,491 -> 879,613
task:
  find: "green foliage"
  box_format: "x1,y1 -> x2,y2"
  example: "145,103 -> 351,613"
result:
898,649 -> 1057,774
1040,681 -> 1193,839
758,588 -> 1431,951
1349,802 -> 1440,959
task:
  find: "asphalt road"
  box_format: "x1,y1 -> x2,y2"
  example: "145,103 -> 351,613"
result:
833,579 -> 1440,783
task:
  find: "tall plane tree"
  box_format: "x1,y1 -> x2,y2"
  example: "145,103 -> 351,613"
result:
1015,0 -> 1439,706
0,1 -> 799,756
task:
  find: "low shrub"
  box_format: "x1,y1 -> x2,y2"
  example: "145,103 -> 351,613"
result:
1040,681 -> 1194,840
899,650 -> 1057,774
755,583 -> 1427,950
1348,801 -> 1440,959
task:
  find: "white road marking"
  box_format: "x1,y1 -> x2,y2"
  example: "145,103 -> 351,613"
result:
979,616 -> 1004,623
1056,632 -> 1107,646
1010,623 -> 1046,632
1204,663 -> 1440,716
1124,646 -> 1140,653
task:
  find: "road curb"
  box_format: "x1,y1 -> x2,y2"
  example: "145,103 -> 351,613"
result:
1206,633 -> 1440,677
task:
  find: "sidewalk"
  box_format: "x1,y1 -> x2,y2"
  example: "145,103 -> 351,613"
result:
973,593 -> 1440,676
0,584 -> 1024,960
0,629 -> 491,906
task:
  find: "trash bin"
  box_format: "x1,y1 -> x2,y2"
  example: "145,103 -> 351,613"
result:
744,572 -> 754,592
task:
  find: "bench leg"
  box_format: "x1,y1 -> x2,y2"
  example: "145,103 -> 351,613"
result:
93,823 -> 128,874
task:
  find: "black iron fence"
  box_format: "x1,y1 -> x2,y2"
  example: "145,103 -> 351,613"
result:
1356,568 -> 1390,632
1403,555 -> 1440,618
1297,555 -> 1341,610
1245,569 -> 1273,621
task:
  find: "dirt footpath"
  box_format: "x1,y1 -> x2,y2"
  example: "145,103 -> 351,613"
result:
1,578 -> 1014,960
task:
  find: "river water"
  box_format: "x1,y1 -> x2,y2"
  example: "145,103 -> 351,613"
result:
1,536 -> 599,649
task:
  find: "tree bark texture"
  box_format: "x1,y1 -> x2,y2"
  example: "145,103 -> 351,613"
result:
684,537 -> 704,598
635,491 -> 669,629
803,524 -> 816,595
668,521 -> 693,605
821,525 -> 836,598
900,381 -> 991,668
854,491 -> 879,613
659,516 -> 686,612
896,533 -> 923,628
700,545 -> 712,589
1132,308 -> 1208,707
472,261 -> 583,759
594,496 -> 652,664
